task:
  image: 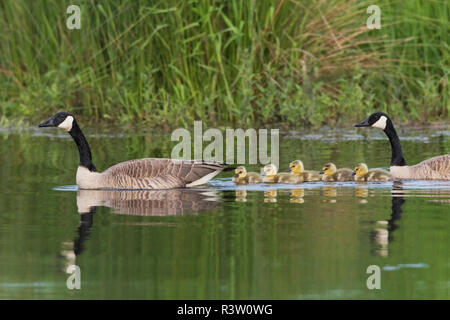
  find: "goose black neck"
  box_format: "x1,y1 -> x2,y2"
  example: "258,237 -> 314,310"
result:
384,120 -> 406,166
69,121 -> 97,172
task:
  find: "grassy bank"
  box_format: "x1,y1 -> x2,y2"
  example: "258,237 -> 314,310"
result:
0,0 -> 448,128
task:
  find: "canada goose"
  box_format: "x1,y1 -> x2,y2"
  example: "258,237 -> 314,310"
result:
232,166 -> 263,184
289,160 -> 321,182
38,112 -> 233,189
319,163 -> 353,182
353,163 -> 392,181
355,112 -> 450,180
262,164 -> 303,184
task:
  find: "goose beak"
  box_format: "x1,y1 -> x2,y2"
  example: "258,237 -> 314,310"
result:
354,118 -> 370,127
233,174 -> 239,178
38,116 -> 56,127
319,170 -> 324,174
352,172 -> 356,176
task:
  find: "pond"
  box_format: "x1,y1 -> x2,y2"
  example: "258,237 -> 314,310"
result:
0,124 -> 449,299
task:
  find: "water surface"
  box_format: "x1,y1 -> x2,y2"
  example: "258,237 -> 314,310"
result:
0,125 -> 449,299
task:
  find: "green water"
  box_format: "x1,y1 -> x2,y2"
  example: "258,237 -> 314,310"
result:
0,125 -> 449,299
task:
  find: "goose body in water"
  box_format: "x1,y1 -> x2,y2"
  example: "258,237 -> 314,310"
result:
355,112 -> 450,180
39,112 -> 232,189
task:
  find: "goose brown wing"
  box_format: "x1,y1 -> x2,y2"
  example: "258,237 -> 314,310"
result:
417,154 -> 450,178
102,158 -> 227,189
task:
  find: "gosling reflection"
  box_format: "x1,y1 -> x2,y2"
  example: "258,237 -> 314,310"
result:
371,181 -> 405,257
290,188 -> 304,204
235,190 -> 247,202
264,190 -> 277,203
355,186 -> 369,204
322,186 -> 337,203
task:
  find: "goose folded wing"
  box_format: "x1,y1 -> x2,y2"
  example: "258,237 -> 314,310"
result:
102,158 -> 226,189
414,154 -> 450,179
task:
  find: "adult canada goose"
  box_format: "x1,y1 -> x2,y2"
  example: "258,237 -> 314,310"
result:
289,160 -> 321,182
355,112 -> 450,180
319,163 -> 353,182
353,163 -> 392,182
232,166 -> 263,184
263,164 -> 303,183
38,112 -> 233,189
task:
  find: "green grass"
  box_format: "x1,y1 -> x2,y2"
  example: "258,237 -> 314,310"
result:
0,0 -> 448,128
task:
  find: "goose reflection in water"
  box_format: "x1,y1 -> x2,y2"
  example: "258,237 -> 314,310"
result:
61,189 -> 221,264
371,181 -> 405,257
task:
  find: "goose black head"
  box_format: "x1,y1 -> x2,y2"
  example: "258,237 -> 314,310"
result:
39,112 -> 75,131
354,112 -> 390,130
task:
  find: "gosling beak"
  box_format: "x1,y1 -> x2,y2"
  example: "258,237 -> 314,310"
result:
354,118 -> 370,127
352,172 -> 356,176
319,170 -> 324,174
233,174 -> 239,178
38,116 -> 56,128
288,168 -> 292,172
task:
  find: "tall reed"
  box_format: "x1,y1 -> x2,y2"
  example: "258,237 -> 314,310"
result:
0,0 -> 448,127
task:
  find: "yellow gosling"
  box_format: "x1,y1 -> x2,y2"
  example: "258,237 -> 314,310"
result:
232,166 -> 262,184
289,160 -> 321,182
320,163 -> 353,182
353,163 -> 392,182
263,164 -> 303,184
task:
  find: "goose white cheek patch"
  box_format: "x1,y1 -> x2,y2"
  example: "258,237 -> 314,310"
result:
372,116 -> 387,129
58,116 -> 74,131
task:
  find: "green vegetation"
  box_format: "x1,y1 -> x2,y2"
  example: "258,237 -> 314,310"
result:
0,0 -> 448,128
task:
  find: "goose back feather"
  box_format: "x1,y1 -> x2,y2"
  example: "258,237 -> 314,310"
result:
392,154 -> 450,180
79,158 -> 227,189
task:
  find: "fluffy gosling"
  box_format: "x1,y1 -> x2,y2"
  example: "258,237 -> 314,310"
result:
353,163 -> 392,182
232,166 -> 263,184
289,160 -> 321,182
320,163 -> 353,182
263,164 -> 303,184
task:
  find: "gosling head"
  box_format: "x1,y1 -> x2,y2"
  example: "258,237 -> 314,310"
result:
263,164 -> 278,176
234,166 -> 247,179
289,160 -> 304,175
353,163 -> 369,177
354,112 -> 390,130
38,112 -> 75,132
320,163 -> 337,176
